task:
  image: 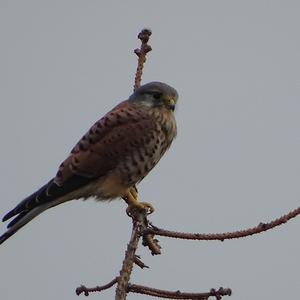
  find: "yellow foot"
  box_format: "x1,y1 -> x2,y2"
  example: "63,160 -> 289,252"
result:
123,187 -> 155,216
126,201 -> 155,216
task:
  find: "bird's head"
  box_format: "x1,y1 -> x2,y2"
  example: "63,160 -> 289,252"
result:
129,82 -> 178,111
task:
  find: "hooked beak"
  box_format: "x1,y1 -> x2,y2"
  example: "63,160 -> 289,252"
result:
165,98 -> 176,111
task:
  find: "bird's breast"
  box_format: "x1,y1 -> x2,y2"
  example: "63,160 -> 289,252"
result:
116,108 -> 177,186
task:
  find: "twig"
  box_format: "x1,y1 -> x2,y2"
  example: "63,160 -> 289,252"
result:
76,277 -> 118,296
142,231 -> 162,255
127,284 -> 232,299
133,28 -> 152,91
145,206 -> 300,241
134,255 -> 149,269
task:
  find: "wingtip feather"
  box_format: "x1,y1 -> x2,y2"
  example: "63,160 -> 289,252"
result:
0,231 -> 13,245
2,210 -> 15,222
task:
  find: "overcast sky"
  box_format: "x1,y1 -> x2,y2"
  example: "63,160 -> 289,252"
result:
0,1 -> 299,300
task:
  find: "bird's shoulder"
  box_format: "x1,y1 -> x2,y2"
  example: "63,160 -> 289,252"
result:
54,100 -> 157,185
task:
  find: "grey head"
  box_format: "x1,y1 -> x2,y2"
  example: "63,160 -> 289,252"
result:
129,81 -> 178,111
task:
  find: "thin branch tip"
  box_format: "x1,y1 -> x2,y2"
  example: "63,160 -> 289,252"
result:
76,277 -> 118,297
133,28 -> 153,91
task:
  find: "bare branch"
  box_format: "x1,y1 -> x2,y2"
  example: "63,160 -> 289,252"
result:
127,284 -> 232,299
133,28 -> 152,91
134,255 -> 149,269
75,212 -> 232,300
76,277 -> 118,296
115,211 -> 149,300
145,206 -> 300,241
142,231 -> 162,255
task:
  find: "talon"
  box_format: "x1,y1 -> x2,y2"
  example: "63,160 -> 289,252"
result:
126,202 -> 155,216
123,187 -> 154,216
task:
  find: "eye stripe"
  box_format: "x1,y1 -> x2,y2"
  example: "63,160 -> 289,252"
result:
140,90 -> 162,99
148,91 -> 162,99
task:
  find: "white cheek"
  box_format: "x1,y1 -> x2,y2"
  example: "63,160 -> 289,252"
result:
142,101 -> 154,108
140,95 -> 155,107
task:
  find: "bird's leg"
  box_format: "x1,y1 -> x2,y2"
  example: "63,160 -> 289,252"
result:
124,187 -> 155,216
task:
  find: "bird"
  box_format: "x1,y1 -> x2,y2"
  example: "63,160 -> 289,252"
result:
0,81 -> 178,245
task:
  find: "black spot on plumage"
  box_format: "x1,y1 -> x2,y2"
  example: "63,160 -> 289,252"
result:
161,125 -> 169,136
144,164 -> 150,173
160,148 -> 166,155
125,111 -> 133,118
104,117 -> 110,126
79,143 -> 87,151
123,163 -> 130,171
150,131 -> 155,140
138,152 -> 145,162
57,170 -> 63,178
71,164 -> 78,171
144,151 -> 150,158
88,137 -> 95,144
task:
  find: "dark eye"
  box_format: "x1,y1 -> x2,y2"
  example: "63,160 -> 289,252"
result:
151,92 -> 162,100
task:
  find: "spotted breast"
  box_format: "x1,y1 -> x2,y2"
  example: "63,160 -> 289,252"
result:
116,106 -> 177,187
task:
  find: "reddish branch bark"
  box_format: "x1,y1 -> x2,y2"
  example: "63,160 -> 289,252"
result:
133,28 -> 152,91
76,277 -> 118,296
115,212 -> 148,300
127,285 -> 232,300
145,206 -> 300,241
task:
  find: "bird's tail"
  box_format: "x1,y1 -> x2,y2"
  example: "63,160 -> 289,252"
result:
0,203 -> 51,245
1,176 -> 91,245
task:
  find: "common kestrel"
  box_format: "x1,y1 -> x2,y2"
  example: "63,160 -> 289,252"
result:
0,81 -> 178,245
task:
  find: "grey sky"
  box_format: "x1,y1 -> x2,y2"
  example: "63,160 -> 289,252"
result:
0,1 -> 299,300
